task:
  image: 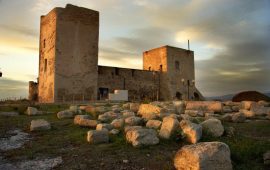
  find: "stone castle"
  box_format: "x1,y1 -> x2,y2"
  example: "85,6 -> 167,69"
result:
29,4 -> 204,103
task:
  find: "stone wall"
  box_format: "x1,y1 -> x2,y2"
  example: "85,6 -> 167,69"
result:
38,4 -> 99,103
143,46 -> 203,100
38,9 -> 57,103
98,66 -> 159,101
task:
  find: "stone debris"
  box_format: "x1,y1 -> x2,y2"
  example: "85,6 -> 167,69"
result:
111,118 -> 124,129
98,111 -> 119,122
173,101 -> 185,114
159,116 -> 179,139
109,129 -> 120,135
74,115 -> 98,128
30,119 -> 51,131
0,129 -> 30,151
87,130 -> 109,144
200,118 -> 224,137
174,142 -> 232,170
96,123 -> 114,131
146,120 -> 162,129
185,101 -> 223,113
125,116 -> 143,126
138,104 -> 165,120
126,128 -> 159,147
180,120 -> 202,144
232,112 -> 246,123
57,110 -> 74,119
122,110 -> 135,118
124,126 -> 143,133
0,157 -> 62,170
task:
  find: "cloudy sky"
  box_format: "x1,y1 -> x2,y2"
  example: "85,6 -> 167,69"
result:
0,0 -> 269,99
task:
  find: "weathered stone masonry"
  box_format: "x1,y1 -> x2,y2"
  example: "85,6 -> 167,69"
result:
29,4 -> 204,103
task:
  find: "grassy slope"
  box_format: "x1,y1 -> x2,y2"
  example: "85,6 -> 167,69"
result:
0,105 -> 270,170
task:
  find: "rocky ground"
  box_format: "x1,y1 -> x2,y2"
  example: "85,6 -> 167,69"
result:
0,100 -> 270,170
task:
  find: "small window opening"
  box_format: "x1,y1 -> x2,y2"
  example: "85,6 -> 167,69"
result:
148,66 -> 151,71
159,65 -> 163,72
44,59 -> 47,72
43,39 -> 46,48
115,68 -> 119,75
175,61 -> 180,70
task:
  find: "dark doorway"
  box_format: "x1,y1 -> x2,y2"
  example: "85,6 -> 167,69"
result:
194,92 -> 200,101
98,88 -> 109,100
175,92 -> 182,100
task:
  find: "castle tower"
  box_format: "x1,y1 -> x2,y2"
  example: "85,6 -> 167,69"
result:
38,4 -> 99,103
143,45 -> 203,100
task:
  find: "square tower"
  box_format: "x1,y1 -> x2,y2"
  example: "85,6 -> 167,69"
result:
143,45 -> 200,100
38,4 -> 99,103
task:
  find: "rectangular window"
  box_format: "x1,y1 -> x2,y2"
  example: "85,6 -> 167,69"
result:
44,59 -> 47,72
43,39 -> 46,48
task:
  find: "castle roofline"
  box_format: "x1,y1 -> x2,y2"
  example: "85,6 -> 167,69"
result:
143,45 -> 194,53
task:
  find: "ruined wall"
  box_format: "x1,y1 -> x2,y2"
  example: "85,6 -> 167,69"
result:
38,9 -> 57,103
98,66 -> 158,101
54,4 -> 99,102
29,81 -> 38,101
143,46 -> 202,100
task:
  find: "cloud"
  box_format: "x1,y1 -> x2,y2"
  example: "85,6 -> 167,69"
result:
0,78 -> 28,99
0,24 -> 38,37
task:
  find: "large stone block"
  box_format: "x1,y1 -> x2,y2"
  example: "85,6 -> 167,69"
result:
126,128 -> 159,147
146,120 -> 162,129
125,116 -> 143,126
185,101 -> 223,113
138,104 -> 165,120
57,110 -> 74,119
180,120 -> 202,144
74,115 -> 98,128
87,130 -> 109,144
159,116 -> 179,139
174,142 -> 232,170
30,119 -> 51,131
200,118 -> 224,137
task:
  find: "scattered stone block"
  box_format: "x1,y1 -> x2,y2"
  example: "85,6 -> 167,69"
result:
98,111 -> 119,122
30,119 -> 51,131
124,126 -> 142,133
174,142 -> 232,170
87,130 -> 109,144
26,107 -> 43,116
126,128 -> 159,147
185,101 -> 223,113
159,116 -> 179,139
122,111 -> 135,118
180,120 -> 202,144
111,118 -> 124,129
125,116 -> 143,126
173,101 -> 185,114
146,120 -> 162,129
130,103 -> 140,113
240,101 -> 255,110
200,118 -> 224,137
96,123 -> 113,131
240,109 -> 255,118
74,115 -> 98,128
138,104 -> 166,120
109,129 -> 120,135
232,112 -> 246,123
57,110 -> 74,119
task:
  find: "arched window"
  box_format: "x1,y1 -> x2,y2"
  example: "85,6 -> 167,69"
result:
175,61 -> 180,70
148,66 -> 151,71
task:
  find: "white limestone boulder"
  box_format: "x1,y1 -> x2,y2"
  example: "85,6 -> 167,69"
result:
26,107 -> 43,116
180,120 -> 202,144
240,101 -> 255,110
122,111 -> 135,118
98,111 -> 119,122
146,120 -> 162,129
126,128 -> 159,147
200,118 -> 224,137
125,116 -> 143,126
185,101 -> 223,113
239,109 -> 255,118
138,104 -> 166,120
174,142 -> 232,170
124,126 -> 143,133
30,119 -> 51,131
74,115 -> 98,128
159,116 -> 179,139
57,110 -> 74,119
96,123 -> 113,131
250,102 -> 269,116
87,130 -> 109,144
220,114 -> 233,122
111,118 -> 124,129
232,112 -> 246,123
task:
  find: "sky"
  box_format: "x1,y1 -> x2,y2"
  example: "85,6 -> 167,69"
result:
0,0 -> 270,99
